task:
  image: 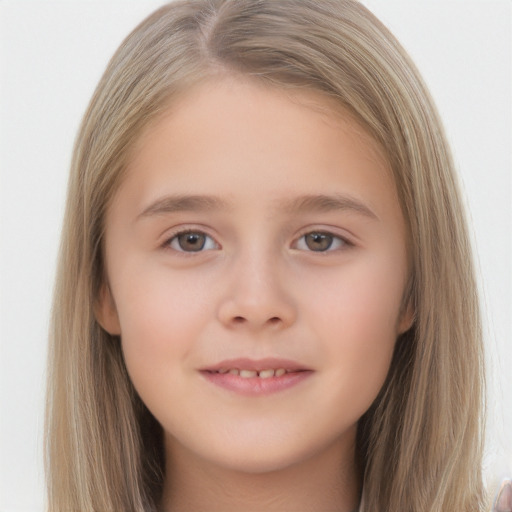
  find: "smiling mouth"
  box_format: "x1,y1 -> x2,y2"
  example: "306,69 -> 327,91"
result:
206,368 -> 302,379
200,359 -> 313,395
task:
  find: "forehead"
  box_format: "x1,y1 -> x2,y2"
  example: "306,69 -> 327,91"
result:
127,77 -> 390,175
111,77 -> 400,226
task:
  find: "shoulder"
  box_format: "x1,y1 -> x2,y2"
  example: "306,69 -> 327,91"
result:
493,480 -> 512,512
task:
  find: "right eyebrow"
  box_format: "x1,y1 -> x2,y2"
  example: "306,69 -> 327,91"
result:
136,194 -> 230,220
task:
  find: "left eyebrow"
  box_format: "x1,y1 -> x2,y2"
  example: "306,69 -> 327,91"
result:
279,194 -> 379,220
137,194 -> 230,220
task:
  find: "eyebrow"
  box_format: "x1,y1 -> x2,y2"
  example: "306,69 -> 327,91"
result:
137,193 -> 378,220
281,194 -> 378,219
137,194 -> 230,219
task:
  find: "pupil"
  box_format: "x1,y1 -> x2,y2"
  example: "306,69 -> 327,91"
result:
178,233 -> 205,251
305,232 -> 333,251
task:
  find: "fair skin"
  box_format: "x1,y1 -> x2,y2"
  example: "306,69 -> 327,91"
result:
98,77 -> 413,512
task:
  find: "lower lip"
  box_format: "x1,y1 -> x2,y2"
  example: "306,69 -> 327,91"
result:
200,370 -> 313,396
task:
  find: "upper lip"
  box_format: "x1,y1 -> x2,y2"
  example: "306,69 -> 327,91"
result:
200,357 -> 311,372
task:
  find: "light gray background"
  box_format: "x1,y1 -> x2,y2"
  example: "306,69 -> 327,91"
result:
0,1 -> 510,510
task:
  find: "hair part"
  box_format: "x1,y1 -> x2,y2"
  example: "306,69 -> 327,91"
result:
46,1 -> 487,510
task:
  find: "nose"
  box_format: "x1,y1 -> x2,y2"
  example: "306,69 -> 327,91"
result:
216,251 -> 297,331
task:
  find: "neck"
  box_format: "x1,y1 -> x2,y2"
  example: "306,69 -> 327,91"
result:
161,429 -> 360,512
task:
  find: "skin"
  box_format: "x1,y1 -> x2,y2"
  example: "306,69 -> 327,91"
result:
98,77 -> 413,512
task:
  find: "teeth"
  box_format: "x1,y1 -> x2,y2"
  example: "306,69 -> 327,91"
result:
216,368 -> 291,378
239,369 -> 258,378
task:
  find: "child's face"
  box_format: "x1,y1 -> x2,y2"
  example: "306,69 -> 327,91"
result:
99,78 -> 413,474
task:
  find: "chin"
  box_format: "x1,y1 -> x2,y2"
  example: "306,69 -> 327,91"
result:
206,448 -> 309,475
191,431 -> 345,476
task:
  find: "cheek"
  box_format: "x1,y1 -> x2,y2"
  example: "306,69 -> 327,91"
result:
300,256 -> 406,408
115,258 -> 211,336
304,252 -> 406,336
111,264 -> 214,393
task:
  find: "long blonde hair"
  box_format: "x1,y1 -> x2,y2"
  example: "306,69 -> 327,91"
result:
46,1 -> 487,510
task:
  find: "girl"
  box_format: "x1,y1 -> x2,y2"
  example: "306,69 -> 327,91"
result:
45,0 -> 502,510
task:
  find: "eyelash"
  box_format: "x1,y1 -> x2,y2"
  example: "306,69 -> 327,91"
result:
164,229 -> 219,253
162,228 -> 353,254
293,230 -> 353,253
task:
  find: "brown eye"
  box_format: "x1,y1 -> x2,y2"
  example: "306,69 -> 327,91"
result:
304,232 -> 334,251
177,233 -> 205,251
294,231 -> 349,252
168,231 -> 218,252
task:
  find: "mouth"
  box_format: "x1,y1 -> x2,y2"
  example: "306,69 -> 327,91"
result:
205,367 -> 307,379
199,358 -> 313,395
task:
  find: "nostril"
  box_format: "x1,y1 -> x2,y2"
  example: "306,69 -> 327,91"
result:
231,316 -> 281,325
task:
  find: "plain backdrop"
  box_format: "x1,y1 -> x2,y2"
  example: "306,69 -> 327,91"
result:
0,1 -> 510,510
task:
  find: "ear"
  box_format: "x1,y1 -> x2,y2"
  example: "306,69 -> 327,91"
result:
95,283 -> 121,335
397,299 -> 415,335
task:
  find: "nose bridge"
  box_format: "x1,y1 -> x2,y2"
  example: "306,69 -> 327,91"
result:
217,241 -> 296,329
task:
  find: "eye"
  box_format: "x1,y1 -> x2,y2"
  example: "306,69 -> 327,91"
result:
167,230 -> 219,252
295,231 -> 349,252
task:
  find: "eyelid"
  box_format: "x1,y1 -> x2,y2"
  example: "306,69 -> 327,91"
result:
292,228 -> 355,252
161,226 -> 221,253
159,225 -> 355,254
